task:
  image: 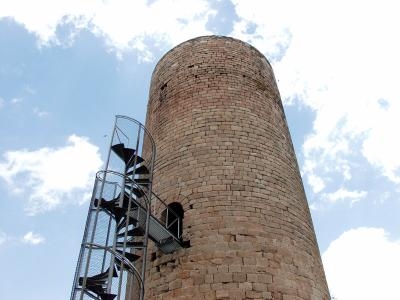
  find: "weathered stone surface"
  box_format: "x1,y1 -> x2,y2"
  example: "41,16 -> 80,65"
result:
140,36 -> 330,299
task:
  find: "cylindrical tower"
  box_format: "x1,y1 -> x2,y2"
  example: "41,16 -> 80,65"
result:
143,36 -> 329,300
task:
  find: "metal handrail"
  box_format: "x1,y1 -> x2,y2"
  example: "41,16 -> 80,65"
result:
150,192 -> 181,239
113,124 -> 130,146
71,115 -> 161,300
95,170 -> 149,208
95,170 -> 181,240
115,115 -> 156,150
87,243 -> 144,283
86,242 -> 145,297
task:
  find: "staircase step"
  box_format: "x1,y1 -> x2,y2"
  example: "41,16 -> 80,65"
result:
111,143 -> 130,162
126,165 -> 149,176
99,294 -> 117,300
117,217 -> 138,233
90,266 -> 118,282
94,197 -> 117,210
95,195 -> 140,224
78,267 -> 118,296
112,207 -> 126,224
83,282 -> 104,296
117,227 -> 144,238
125,186 -> 145,198
126,157 -> 145,169
127,178 -> 151,186
120,195 -> 138,210
116,241 -> 144,248
114,257 -> 140,271
111,143 -> 144,168
115,250 -> 141,263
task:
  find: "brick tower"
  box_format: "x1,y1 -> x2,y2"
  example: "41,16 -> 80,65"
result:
142,36 -> 330,300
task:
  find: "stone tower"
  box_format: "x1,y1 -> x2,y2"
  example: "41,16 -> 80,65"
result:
142,36 -> 330,300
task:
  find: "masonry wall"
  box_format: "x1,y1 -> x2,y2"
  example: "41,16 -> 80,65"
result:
142,36 -> 330,300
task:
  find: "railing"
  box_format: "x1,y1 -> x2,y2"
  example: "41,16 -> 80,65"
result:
75,243 -> 145,299
72,170 -> 148,300
102,170 -> 182,241
71,116 -> 156,300
106,115 -> 156,176
150,192 -> 182,240
71,115 -> 182,300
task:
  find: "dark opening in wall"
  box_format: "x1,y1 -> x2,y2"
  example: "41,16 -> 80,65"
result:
182,240 -> 191,248
159,82 -> 168,103
151,252 -> 157,262
161,202 -> 184,239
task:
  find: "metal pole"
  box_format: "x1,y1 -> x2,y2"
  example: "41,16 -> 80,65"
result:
79,172 -> 108,300
101,183 -> 117,272
139,124 -> 156,300
70,179 -> 99,300
106,178 -> 124,294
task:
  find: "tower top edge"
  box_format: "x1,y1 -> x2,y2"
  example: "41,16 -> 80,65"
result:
152,35 -> 272,75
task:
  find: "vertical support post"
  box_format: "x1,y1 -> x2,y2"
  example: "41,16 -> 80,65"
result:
79,172 -> 108,300
70,180 -> 99,300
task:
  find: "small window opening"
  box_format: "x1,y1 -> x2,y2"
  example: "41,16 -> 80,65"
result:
159,82 -> 168,103
182,240 -> 191,248
161,202 -> 184,239
151,252 -> 157,262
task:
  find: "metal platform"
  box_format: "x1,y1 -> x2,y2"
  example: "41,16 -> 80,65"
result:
130,203 -> 182,254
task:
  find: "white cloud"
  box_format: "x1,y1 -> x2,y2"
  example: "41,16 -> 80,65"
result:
25,85 -> 36,95
2,0 -> 400,200
324,188 -> 367,205
307,173 -> 325,194
22,231 -> 45,245
230,0 -> 294,62
231,0 -> 400,198
0,230 -> 8,245
33,107 -> 49,118
310,188 -> 367,211
323,227 -> 400,300
0,230 -> 47,246
0,0 -> 215,60
0,135 -> 103,215
11,97 -> 23,104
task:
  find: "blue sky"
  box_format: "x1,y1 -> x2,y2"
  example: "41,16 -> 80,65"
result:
0,1 -> 399,299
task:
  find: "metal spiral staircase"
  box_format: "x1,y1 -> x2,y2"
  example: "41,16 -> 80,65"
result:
71,116 -> 183,300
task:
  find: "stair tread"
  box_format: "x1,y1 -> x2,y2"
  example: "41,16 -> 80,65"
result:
95,194 -> 140,223
126,165 -> 149,176
125,186 -> 145,198
78,267 -> 117,296
117,227 -> 144,238
85,283 -> 104,296
90,266 -> 118,281
125,156 -> 144,169
117,216 -> 138,233
116,241 -> 144,248
111,143 -> 144,168
111,143 -> 130,162
115,250 -> 141,263
126,177 -> 150,187
99,293 -> 117,300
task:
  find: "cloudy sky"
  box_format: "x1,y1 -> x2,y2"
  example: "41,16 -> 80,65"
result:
0,1 -> 399,299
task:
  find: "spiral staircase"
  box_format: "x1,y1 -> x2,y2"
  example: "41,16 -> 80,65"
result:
70,116 -> 182,300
